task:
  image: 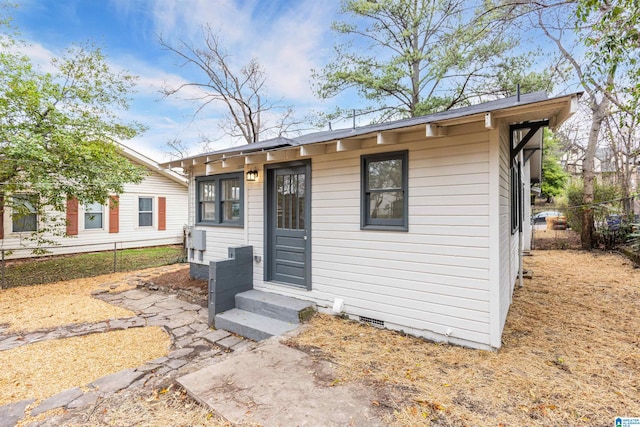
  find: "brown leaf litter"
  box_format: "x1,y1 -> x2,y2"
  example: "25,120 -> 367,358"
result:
0,265 -> 183,408
288,250 -> 640,425
0,264 -> 185,332
0,327 -> 169,406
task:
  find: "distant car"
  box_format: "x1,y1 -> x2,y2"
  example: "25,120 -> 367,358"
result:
532,211 -> 563,225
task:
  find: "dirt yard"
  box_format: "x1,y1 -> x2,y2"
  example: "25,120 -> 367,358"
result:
2,251 -> 638,426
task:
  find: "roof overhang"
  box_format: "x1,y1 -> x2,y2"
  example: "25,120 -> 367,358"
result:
160,92 -> 582,172
118,144 -> 188,187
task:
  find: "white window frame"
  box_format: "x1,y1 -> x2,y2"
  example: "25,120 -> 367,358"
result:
138,196 -> 154,227
84,202 -> 104,230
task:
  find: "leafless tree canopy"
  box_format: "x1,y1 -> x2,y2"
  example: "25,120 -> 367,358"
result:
159,25 -> 302,145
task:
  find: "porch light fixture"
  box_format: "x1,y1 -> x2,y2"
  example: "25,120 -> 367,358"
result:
246,169 -> 258,182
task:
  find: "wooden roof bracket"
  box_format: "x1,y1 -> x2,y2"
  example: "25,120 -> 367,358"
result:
510,120 -> 549,162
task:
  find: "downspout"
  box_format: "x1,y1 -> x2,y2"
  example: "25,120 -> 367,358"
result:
519,152 -> 524,288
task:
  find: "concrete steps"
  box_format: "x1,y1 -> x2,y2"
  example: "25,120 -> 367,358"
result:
215,290 -> 316,342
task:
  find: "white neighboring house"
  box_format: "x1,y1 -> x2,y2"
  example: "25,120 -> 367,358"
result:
164,92 -> 579,350
1,145 -> 188,258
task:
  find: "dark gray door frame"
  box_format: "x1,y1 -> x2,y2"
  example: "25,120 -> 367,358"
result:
264,159 -> 312,289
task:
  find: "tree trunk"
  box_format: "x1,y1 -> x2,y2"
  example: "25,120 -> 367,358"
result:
581,97 -> 608,249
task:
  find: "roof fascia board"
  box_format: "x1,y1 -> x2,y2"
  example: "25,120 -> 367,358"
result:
117,144 -> 188,187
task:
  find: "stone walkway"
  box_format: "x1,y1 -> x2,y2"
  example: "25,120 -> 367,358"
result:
0,285 -> 254,427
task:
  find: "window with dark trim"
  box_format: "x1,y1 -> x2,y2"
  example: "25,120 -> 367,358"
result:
196,172 -> 244,226
361,151 -> 408,231
510,162 -> 522,234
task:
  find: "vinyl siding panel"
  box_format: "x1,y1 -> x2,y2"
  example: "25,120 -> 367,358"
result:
249,125 -> 493,347
497,122 -> 518,339
1,170 -> 188,258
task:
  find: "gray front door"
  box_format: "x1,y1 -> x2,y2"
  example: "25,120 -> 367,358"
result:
266,163 -> 310,288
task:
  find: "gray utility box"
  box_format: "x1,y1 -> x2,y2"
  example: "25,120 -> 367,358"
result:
190,228 -> 206,250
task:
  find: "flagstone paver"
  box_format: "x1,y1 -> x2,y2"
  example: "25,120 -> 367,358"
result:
0,274 -> 255,426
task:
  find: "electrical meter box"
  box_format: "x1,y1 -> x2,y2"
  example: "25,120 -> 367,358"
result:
190,228 -> 206,251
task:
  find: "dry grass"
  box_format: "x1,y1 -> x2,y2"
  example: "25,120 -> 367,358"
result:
39,387 -> 232,427
0,327 -> 170,406
0,265 -> 184,332
289,250 -> 640,425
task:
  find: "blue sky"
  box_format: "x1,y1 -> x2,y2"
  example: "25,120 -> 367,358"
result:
9,0 -> 349,161
8,1 -> 583,162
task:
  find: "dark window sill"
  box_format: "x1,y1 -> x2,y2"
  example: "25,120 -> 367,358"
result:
360,225 -> 408,232
196,222 -> 244,228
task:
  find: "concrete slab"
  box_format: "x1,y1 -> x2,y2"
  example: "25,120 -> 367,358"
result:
177,340 -> 383,426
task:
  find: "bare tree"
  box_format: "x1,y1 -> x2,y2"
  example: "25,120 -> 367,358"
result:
160,25 -> 301,145
497,0 -> 639,249
604,110 -> 640,216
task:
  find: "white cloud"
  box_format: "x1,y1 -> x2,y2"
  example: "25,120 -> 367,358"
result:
116,0 -> 339,105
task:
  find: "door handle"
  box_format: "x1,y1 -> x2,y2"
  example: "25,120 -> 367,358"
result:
303,235 -> 307,240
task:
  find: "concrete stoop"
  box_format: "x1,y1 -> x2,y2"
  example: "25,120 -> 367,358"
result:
214,289 -> 316,342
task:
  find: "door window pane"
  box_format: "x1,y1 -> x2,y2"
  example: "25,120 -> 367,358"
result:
276,173 -> 306,230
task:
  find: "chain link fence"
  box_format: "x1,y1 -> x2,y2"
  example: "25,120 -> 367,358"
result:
0,238 -> 187,289
531,195 -> 640,251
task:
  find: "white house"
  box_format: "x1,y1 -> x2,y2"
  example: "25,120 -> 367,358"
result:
1,145 -> 188,258
164,92 -> 579,350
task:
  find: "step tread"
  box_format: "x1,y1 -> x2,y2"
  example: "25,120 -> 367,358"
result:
235,290 -> 316,324
215,308 -> 299,341
238,289 -> 315,311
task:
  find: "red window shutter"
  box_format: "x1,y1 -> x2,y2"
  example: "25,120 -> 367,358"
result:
158,197 -> 166,231
109,196 -> 119,233
66,197 -> 78,236
0,195 -> 4,239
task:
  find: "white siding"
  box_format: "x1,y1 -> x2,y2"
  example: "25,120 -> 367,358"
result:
184,122 -> 526,349
492,122 -> 520,345
242,125 -> 493,348
1,170 -> 188,258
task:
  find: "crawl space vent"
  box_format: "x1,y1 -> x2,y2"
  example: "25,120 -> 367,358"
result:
359,316 -> 384,328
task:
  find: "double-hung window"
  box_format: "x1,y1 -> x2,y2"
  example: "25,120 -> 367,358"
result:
196,172 -> 243,226
12,194 -> 38,233
139,197 -> 153,227
84,202 -> 103,229
361,151 -> 408,231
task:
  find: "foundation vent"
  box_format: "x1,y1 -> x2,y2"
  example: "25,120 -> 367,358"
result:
359,316 -> 384,328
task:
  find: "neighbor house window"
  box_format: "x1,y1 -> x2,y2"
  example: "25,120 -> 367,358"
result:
138,197 -> 153,227
12,194 -> 38,233
84,202 -> 103,229
361,151 -> 408,231
196,172 -> 244,226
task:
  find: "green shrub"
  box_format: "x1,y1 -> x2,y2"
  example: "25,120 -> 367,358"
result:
560,179 -> 621,233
